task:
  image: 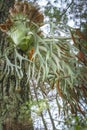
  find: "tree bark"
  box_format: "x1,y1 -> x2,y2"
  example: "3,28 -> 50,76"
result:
0,0 -> 34,130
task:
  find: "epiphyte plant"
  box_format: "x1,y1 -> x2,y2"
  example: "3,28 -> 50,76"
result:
0,1 -> 44,80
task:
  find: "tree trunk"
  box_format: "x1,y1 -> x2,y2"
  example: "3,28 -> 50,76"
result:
0,0 -> 34,130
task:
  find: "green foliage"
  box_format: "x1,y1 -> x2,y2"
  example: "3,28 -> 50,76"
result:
64,115 -> 87,130
18,99 -> 48,121
44,6 -> 61,22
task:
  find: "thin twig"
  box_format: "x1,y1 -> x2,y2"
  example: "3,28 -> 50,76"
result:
60,0 -> 74,18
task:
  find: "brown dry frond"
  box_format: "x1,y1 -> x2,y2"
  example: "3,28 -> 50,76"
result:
0,1 -> 44,32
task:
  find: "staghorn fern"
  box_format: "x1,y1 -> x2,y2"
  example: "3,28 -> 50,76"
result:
0,1 -> 87,117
